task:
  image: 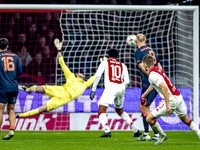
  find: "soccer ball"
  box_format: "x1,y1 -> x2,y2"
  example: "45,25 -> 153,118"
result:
126,35 -> 136,46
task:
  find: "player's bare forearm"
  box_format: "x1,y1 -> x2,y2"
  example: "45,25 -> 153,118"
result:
145,85 -> 153,95
86,74 -> 96,88
138,63 -> 149,76
158,63 -> 163,70
159,83 -> 169,105
159,82 -> 172,115
142,85 -> 153,100
58,56 -> 73,78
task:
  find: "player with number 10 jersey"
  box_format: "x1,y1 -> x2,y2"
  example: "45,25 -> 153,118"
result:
90,48 -> 141,138
92,50 -> 129,107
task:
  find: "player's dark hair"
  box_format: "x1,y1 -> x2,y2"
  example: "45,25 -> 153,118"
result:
142,54 -> 154,67
0,38 -> 9,50
107,48 -> 118,58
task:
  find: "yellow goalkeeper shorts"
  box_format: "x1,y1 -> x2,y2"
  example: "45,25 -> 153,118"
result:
42,85 -> 72,111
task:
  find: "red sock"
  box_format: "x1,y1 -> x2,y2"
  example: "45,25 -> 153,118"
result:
150,120 -> 157,126
0,128 -> 1,134
119,111 -> 124,116
187,120 -> 192,126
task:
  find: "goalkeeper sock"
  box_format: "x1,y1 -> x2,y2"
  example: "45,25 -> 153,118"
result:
188,120 -> 200,138
27,85 -> 37,93
150,120 -> 165,136
99,112 -> 110,133
22,108 -> 40,117
120,111 -> 138,133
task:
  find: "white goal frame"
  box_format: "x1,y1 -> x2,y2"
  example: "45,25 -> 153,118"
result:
0,4 -> 199,126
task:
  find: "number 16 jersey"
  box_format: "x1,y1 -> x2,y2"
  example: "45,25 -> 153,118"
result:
92,58 -> 129,91
0,51 -> 23,92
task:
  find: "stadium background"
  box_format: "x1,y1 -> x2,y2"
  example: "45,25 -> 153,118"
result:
0,0 -> 199,131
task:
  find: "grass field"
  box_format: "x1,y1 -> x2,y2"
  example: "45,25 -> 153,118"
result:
1,131 -> 200,150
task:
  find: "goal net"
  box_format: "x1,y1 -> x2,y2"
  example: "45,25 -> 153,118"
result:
57,6 -> 199,126
0,5 -> 198,129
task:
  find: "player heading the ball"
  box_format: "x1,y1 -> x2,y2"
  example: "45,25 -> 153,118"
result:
132,33 -> 163,141
142,54 -> 200,145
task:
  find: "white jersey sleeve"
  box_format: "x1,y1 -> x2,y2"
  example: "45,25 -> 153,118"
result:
92,61 -> 107,91
149,72 -> 163,87
122,63 -> 130,87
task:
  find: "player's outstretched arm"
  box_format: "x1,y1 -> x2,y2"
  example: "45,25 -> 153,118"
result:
141,85 -> 153,100
159,82 -> 172,116
54,38 -> 73,79
90,61 -> 106,100
86,74 -> 96,88
123,64 -> 130,88
16,55 -> 23,76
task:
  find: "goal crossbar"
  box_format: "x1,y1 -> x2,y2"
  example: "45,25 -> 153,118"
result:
0,4 -> 198,11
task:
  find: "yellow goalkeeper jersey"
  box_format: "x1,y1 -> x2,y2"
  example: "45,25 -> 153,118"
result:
59,56 -> 95,100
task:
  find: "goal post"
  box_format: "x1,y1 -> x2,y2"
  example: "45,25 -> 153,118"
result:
0,4 -> 199,127
193,7 -> 199,127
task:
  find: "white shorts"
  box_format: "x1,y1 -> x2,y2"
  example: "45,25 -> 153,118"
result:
99,83 -> 125,109
152,95 -> 187,118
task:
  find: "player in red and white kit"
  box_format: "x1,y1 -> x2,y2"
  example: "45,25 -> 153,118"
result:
90,49 -> 142,137
141,54 -> 200,145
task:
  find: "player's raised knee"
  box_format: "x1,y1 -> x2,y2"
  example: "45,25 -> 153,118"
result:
146,113 -> 153,124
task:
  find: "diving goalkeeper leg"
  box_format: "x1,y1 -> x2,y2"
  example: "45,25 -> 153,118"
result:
26,85 -> 45,94
16,104 -> 47,118
16,96 -> 63,118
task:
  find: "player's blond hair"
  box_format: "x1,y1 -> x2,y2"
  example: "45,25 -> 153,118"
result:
136,34 -> 146,43
142,54 -> 154,68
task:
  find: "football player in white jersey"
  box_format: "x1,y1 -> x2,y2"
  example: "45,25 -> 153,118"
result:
90,48 -> 142,137
142,54 -> 200,145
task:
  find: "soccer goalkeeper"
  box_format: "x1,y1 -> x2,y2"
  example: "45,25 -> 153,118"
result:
17,39 -> 95,118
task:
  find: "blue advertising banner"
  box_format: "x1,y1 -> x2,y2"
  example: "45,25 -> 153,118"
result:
12,88 -> 199,130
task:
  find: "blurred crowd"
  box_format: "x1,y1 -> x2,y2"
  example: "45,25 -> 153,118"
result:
0,12 -> 62,85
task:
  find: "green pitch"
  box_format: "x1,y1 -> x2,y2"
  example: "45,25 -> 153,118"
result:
1,131 -> 200,150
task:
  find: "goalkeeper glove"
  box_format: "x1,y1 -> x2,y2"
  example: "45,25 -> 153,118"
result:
18,85 -> 28,92
54,38 -> 62,52
100,55 -> 108,63
90,91 -> 95,100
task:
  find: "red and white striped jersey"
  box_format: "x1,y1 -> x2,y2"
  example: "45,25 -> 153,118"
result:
149,66 -> 180,100
92,58 -> 129,91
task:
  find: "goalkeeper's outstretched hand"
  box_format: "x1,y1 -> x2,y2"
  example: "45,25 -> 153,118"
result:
100,54 -> 108,63
90,91 -> 95,100
18,85 -> 28,92
54,38 -> 63,58
54,38 -> 62,51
